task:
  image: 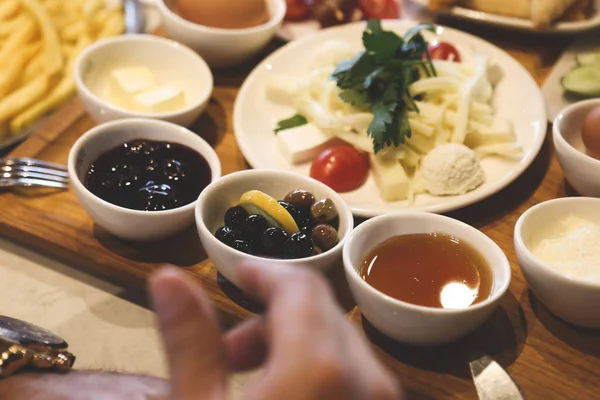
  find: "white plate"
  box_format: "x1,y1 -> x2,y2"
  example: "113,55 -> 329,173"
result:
409,0 -> 600,34
542,34 -> 600,122
233,20 -> 546,217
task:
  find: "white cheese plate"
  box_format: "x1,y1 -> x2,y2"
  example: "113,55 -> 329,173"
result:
408,0 -> 600,34
233,20 -> 546,217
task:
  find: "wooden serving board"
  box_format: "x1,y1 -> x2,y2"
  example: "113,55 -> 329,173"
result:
1,24 -> 600,399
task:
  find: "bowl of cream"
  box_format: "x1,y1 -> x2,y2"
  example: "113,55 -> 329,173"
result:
515,197 -> 600,329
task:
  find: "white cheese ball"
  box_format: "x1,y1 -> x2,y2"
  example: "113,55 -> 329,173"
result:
421,143 -> 485,196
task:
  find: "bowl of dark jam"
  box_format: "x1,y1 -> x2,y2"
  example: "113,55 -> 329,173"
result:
194,169 -> 353,287
68,118 -> 221,241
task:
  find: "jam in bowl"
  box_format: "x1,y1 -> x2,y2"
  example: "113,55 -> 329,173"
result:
68,118 -> 221,241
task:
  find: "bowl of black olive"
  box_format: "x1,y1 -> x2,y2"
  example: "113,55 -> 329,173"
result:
195,169 -> 354,287
68,118 -> 221,241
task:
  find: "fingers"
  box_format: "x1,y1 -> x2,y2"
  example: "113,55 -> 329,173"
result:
236,262 -> 343,358
223,317 -> 268,372
150,267 -> 226,400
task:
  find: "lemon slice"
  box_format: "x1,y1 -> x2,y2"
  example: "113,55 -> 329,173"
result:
239,190 -> 299,234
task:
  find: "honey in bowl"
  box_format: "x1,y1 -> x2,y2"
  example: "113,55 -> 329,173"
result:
360,233 -> 492,309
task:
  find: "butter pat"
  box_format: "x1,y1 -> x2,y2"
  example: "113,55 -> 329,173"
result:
109,67 -> 156,108
132,87 -> 186,113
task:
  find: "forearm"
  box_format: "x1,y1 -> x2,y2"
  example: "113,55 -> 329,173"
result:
0,371 -> 170,400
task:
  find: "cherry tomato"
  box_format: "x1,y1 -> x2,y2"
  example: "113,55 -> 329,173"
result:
359,0 -> 400,19
310,146 -> 369,192
428,42 -> 461,62
285,0 -> 310,21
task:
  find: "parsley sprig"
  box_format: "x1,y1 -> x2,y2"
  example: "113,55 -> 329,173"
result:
332,20 -> 437,153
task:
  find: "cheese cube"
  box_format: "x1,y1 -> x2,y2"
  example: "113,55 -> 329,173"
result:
131,87 -> 186,113
371,154 -> 409,202
109,67 -> 156,108
277,124 -> 340,164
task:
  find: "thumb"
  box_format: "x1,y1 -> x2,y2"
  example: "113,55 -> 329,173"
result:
150,267 -> 226,400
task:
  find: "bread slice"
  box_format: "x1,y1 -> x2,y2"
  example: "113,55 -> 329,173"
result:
531,0 -> 579,28
460,0 -> 531,18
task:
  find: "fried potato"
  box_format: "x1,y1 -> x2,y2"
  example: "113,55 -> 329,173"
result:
98,9 -> 126,39
19,0 -> 63,75
60,21 -> 85,42
0,74 -> 50,123
0,1 -> 20,21
42,0 -> 60,15
3,0 -> 125,136
11,35 -> 92,133
22,53 -> 44,84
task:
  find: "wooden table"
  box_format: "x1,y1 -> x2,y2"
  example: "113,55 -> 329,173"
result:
1,21 -> 599,399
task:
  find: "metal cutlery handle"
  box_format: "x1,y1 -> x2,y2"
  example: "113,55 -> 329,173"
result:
124,0 -> 145,34
0,178 -> 68,189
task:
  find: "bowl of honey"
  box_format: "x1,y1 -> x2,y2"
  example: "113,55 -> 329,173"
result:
343,212 -> 511,345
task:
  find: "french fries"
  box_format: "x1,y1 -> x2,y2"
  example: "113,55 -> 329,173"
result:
0,0 -> 125,138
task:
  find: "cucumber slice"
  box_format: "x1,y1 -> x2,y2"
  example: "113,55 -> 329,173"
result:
577,52 -> 600,66
562,65 -> 600,97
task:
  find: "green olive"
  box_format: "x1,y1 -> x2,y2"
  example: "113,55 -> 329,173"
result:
310,198 -> 338,223
311,224 -> 338,251
284,189 -> 316,209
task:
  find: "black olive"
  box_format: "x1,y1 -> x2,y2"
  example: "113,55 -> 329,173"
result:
232,240 -> 253,254
310,198 -> 338,223
243,214 -> 269,239
279,201 -> 309,228
284,189 -> 316,210
224,206 -> 249,229
261,227 -> 288,255
283,232 -> 314,259
215,226 -> 242,245
311,224 -> 339,251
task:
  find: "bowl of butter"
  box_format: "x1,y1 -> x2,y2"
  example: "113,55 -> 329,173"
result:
74,34 -> 213,127
515,197 -> 600,329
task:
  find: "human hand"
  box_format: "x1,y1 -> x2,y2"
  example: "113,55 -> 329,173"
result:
150,263 -> 400,400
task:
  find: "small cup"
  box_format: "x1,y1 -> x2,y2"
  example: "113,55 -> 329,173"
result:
157,0 -> 286,68
195,169 -> 354,287
75,34 -> 213,127
68,118 -> 221,241
553,99 -> 600,197
515,197 -> 600,329
343,212 -> 511,345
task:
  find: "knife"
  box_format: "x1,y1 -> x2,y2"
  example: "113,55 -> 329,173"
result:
470,354 -> 524,400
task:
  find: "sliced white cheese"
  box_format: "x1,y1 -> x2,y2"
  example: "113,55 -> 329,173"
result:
131,87 -> 186,113
265,76 -> 306,107
370,153 -> 409,202
109,67 -> 156,108
277,124 -> 340,165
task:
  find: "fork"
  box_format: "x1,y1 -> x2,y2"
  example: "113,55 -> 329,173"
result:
1,158 -> 69,189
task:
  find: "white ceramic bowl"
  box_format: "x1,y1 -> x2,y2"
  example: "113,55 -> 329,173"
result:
68,118 -> 221,241
343,212 -> 511,345
74,35 -> 213,127
553,99 -> 600,197
195,169 -> 353,287
157,0 -> 286,68
515,197 -> 600,329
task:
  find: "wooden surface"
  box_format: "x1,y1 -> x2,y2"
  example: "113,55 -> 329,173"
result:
1,21 -> 600,399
